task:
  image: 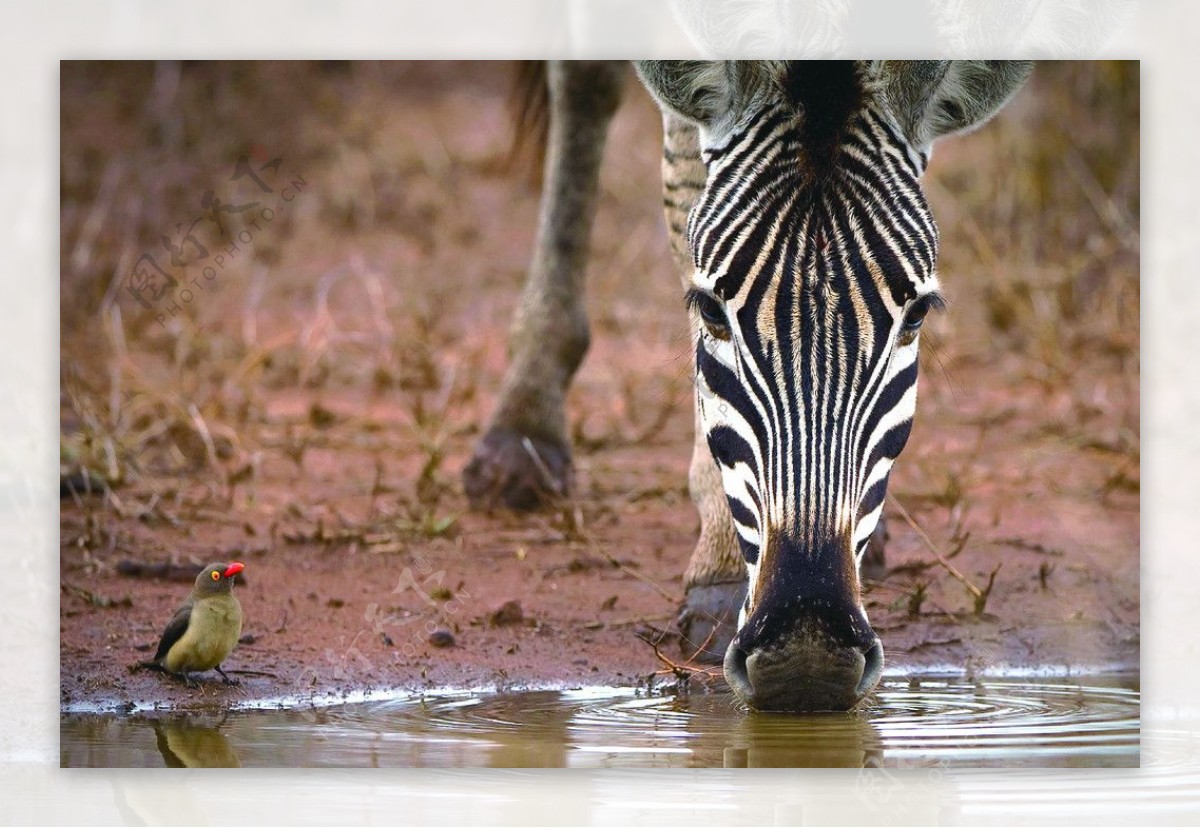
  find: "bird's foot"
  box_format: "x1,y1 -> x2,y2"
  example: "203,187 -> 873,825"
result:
215,666 -> 240,685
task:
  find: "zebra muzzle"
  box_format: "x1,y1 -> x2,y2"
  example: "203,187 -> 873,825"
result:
723,618 -> 883,712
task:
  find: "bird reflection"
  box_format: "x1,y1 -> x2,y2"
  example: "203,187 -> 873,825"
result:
153,719 -> 240,768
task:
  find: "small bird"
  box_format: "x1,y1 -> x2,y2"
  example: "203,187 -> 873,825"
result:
139,561 -> 245,684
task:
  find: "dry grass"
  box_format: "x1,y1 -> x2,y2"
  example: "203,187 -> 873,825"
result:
932,62 -> 1138,367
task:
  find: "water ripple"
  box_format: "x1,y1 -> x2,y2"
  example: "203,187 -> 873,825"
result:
60,674 -> 1139,769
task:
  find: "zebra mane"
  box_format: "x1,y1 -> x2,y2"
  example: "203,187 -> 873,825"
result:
779,60 -> 865,172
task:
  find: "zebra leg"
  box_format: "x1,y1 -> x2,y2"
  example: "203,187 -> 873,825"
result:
463,61 -> 625,510
677,401 -> 750,662
863,514 -> 888,581
655,114 -> 750,663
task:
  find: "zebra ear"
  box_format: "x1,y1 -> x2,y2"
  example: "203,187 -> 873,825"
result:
879,60 -> 1033,149
635,61 -> 754,129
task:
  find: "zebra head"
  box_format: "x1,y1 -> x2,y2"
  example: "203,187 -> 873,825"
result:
637,60 -> 1031,711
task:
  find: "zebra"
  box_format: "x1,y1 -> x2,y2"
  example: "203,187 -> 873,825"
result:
463,60 -> 1032,711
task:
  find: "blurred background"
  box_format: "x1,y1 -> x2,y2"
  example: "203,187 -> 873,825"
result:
59,60 -> 1138,492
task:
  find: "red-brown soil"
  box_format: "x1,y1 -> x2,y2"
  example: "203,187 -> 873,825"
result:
59,61 -> 1139,713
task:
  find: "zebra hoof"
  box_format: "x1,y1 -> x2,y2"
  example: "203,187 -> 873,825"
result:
676,579 -> 748,665
462,428 -> 572,511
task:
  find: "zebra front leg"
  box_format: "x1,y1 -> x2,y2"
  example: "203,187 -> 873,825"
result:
863,514 -> 888,581
677,408 -> 749,663
652,113 -> 749,662
463,61 -> 625,510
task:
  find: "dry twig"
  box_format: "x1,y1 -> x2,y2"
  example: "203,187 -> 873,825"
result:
889,495 -> 1000,616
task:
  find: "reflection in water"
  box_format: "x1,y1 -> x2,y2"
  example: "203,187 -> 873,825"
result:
60,674 -> 1138,769
722,710 -> 882,768
154,720 -> 240,768
383,690 -> 885,768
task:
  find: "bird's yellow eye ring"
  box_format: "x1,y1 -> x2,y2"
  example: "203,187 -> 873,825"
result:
211,571 -> 221,581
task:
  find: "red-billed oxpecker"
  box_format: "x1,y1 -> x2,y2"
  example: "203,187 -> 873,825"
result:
139,562 -> 245,684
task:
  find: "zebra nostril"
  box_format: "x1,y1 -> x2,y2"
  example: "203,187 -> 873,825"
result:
855,637 -> 885,700
722,641 -> 754,704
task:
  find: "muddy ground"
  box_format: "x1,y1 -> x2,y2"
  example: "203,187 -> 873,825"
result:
59,62 -> 1139,713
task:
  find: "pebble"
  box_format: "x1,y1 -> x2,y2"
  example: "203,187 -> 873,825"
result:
428,630 -> 455,648
489,600 -> 524,627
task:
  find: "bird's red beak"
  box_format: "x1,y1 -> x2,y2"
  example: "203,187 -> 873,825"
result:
224,562 -> 245,578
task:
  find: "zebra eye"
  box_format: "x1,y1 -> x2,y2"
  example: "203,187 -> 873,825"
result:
903,303 -> 929,331
898,293 -> 944,346
688,290 -> 731,341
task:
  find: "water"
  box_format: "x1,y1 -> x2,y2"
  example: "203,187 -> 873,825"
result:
60,673 -> 1138,768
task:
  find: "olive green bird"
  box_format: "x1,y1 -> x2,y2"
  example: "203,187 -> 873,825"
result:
139,562 -> 245,684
